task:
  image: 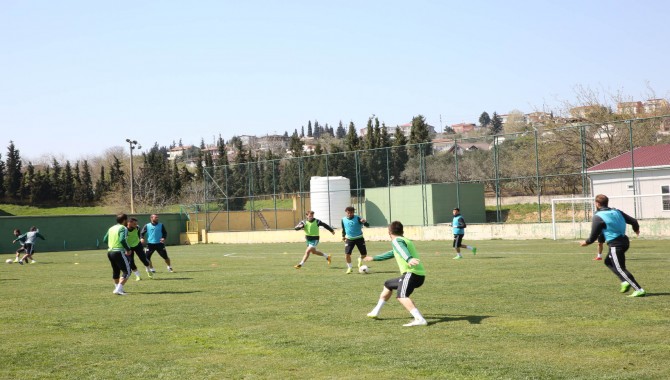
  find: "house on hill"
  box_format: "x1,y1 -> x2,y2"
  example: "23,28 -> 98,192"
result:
587,144 -> 670,218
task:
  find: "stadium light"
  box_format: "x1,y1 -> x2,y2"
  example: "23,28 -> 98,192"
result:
126,139 -> 141,214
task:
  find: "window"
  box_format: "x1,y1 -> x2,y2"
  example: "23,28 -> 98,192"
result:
663,185 -> 670,211
627,184 -> 635,192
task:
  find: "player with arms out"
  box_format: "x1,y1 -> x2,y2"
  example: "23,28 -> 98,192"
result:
293,211 -> 336,269
14,226 -> 45,264
341,206 -> 369,274
580,194 -> 646,297
364,221 -> 427,327
141,214 -> 173,273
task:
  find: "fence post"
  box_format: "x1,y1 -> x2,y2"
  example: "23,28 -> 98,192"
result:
533,127 -> 542,223
628,120 -> 637,218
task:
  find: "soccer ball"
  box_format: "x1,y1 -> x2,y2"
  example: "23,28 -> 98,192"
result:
359,265 -> 370,274
5,259 -> 13,264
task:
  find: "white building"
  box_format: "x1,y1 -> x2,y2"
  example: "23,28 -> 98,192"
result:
587,144 -> 670,219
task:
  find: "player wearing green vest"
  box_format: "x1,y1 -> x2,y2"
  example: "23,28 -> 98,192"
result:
103,213 -> 132,295
293,211 -> 336,269
126,217 -> 153,280
364,221 -> 428,327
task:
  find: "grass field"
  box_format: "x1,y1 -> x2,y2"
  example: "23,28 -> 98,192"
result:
1,239 -> 668,379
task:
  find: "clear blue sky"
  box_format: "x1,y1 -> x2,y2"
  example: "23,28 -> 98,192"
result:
2,0 -> 669,161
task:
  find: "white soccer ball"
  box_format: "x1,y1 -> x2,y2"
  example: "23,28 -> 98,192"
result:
5,259 -> 13,264
359,265 -> 370,274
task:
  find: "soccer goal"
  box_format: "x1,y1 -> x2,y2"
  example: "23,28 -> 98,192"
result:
550,193 -> 667,240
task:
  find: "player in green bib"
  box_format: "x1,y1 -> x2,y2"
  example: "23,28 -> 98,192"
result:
364,221 -> 427,327
293,211 -> 335,269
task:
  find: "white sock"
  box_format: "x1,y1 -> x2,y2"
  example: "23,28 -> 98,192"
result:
324,255 -> 329,260
115,283 -> 122,292
299,261 -> 305,266
409,308 -> 424,321
167,266 -> 172,270
134,271 -> 141,277
372,300 -> 386,314
347,263 -> 352,268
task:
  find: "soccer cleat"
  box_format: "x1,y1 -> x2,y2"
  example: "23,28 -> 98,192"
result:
366,312 -> 379,319
294,264 -> 302,269
620,282 -> 631,293
135,276 -> 141,282
453,255 -> 462,260
168,267 -> 174,273
18,260 -> 24,265
113,290 -> 127,295
628,290 -> 646,297
472,247 -> 477,255
357,257 -> 362,268
346,267 -> 353,274
146,270 -> 153,279
13,258 -> 19,263
150,268 -> 156,273
593,257 -> 602,261
403,318 -> 428,327
327,255 -> 332,265
30,260 -> 37,264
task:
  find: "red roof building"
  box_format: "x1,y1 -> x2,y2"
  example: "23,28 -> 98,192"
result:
588,144 -> 670,172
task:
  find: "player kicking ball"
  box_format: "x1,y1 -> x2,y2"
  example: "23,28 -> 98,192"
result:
364,221 -> 427,327
293,211 -> 335,269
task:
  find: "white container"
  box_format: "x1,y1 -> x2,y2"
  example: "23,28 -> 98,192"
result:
310,176 -> 351,227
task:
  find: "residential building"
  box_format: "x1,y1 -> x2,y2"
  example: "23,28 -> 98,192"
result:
587,144 -> 670,219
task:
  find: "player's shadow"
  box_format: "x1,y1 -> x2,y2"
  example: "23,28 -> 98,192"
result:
134,290 -> 202,295
644,292 -> 670,297
425,314 -> 492,326
152,277 -> 193,281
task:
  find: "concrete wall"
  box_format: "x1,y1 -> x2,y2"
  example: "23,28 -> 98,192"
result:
0,214 -> 184,253
205,219 -> 670,244
364,183 -> 486,226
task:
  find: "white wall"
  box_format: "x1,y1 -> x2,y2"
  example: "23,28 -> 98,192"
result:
590,168 -> 670,219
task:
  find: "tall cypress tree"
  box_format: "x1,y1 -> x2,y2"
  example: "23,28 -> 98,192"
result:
4,141 -> 22,200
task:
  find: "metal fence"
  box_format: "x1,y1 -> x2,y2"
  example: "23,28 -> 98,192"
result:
197,115 -> 670,231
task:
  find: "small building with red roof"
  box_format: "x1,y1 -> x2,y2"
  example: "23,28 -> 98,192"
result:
587,144 -> 670,218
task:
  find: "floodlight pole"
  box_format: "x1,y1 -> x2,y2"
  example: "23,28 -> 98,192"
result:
126,139 -> 140,214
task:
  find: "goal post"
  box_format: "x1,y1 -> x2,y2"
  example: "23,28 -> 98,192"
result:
551,193 -> 668,240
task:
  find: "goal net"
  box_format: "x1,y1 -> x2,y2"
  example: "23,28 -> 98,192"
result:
551,193 -> 668,240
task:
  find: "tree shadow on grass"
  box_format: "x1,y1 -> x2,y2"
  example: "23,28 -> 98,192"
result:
424,314 -> 493,326
0,278 -> 19,281
133,290 -> 202,295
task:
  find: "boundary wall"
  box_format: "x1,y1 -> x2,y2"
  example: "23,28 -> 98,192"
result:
202,219 -> 670,244
0,214 -> 183,253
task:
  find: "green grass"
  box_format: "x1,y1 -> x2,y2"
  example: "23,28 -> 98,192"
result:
245,199 -> 294,211
0,204 -> 118,216
1,240 -> 668,379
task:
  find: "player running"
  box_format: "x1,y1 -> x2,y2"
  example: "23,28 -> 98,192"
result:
12,229 -> 28,263
293,211 -> 336,269
14,226 -> 45,264
341,206 -> 370,274
126,217 -> 153,280
103,213 -> 132,295
364,221 -> 427,327
452,208 -> 477,259
141,214 -> 173,273
580,194 -> 646,297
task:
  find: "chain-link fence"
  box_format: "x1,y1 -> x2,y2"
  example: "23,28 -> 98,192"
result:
194,116 -> 670,232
